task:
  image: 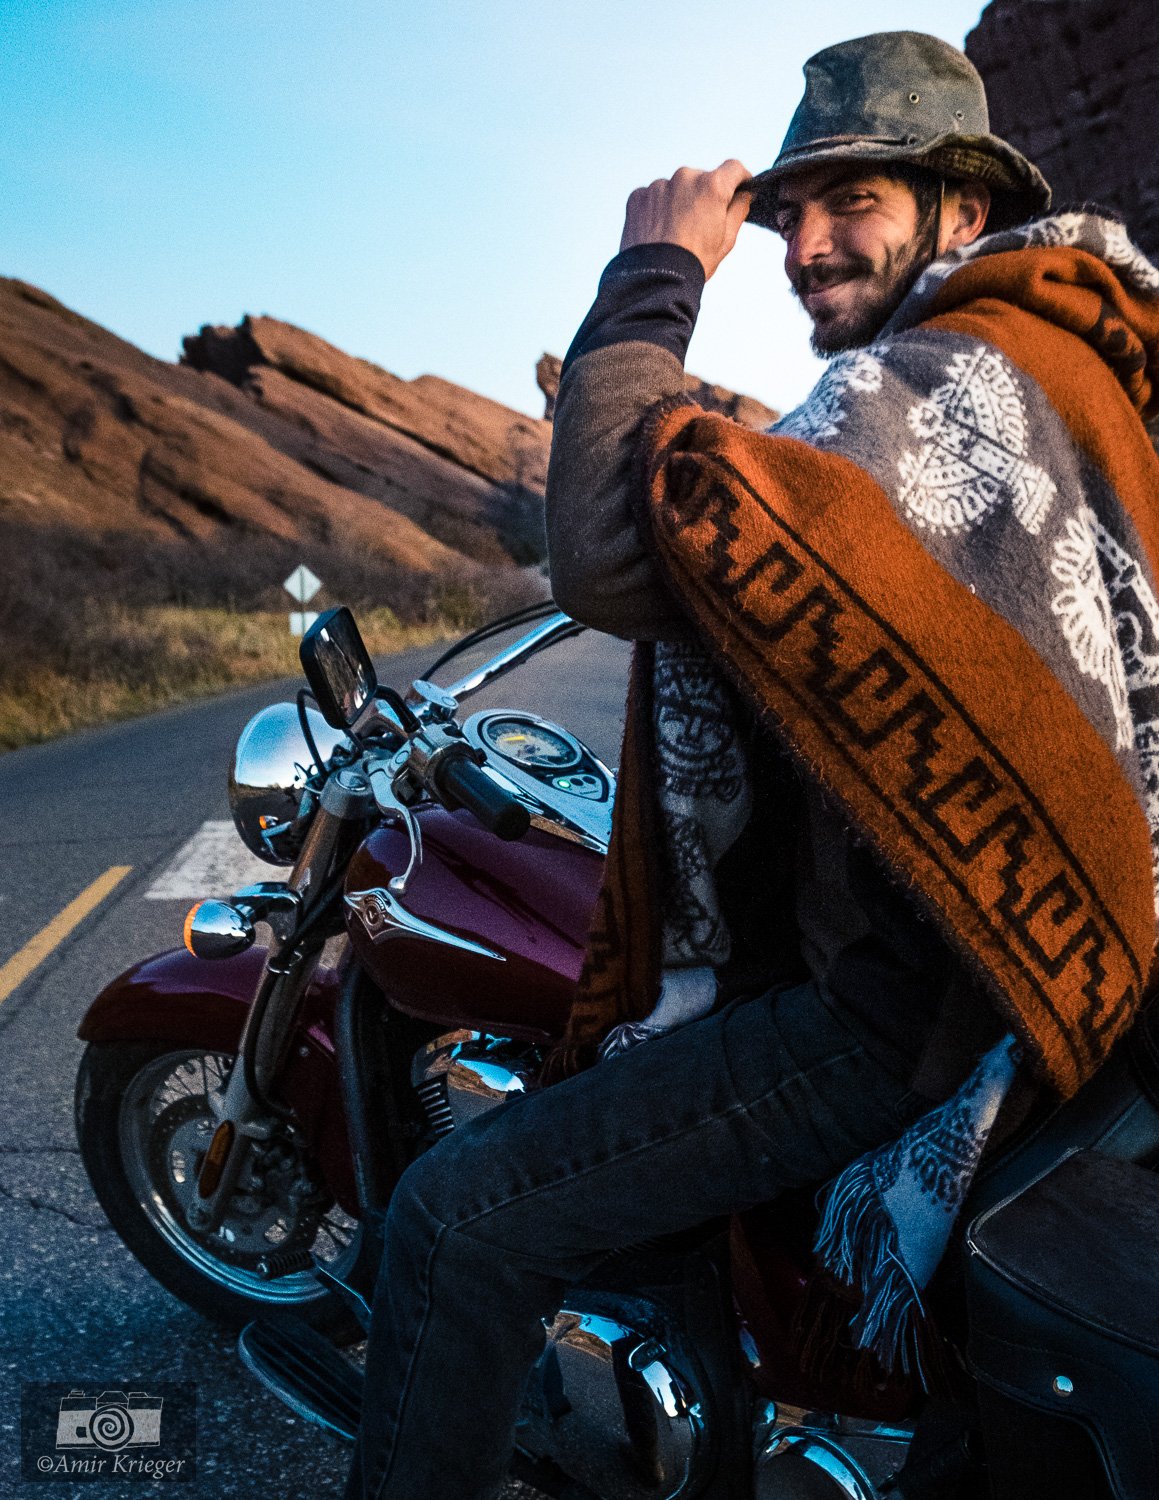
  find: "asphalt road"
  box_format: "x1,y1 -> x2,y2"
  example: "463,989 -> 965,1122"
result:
0,627 -> 631,1500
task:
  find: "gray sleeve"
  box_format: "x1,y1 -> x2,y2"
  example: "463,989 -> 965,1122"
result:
545,339 -> 692,642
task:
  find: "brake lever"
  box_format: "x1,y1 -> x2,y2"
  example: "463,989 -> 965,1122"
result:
366,762 -> 424,895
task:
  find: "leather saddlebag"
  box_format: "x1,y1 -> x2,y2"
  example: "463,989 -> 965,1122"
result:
965,1149 -> 1159,1500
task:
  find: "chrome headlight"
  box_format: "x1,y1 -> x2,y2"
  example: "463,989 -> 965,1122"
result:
228,703 -> 350,865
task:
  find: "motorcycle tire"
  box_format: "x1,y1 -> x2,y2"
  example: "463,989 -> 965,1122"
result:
75,1039 -> 363,1339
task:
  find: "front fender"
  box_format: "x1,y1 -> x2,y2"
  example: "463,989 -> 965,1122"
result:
78,945 -> 271,1049
77,945 -> 357,1214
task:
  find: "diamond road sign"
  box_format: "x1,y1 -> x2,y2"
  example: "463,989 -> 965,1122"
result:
283,564 -> 322,605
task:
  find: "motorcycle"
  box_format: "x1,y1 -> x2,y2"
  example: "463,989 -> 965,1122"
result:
75,601 -> 1159,1499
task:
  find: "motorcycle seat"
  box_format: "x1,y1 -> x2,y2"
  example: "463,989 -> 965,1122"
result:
963,994 -> 1159,1222
970,1149 -> 1159,1359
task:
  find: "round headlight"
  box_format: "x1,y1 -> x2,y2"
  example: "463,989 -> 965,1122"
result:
228,703 -> 350,865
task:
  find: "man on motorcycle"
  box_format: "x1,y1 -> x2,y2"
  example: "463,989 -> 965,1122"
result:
346,31 -> 1159,1499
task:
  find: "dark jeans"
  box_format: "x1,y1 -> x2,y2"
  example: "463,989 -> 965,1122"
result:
343,981 -> 932,1500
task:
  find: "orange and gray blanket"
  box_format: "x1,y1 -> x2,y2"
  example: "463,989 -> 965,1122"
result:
567,213 -> 1159,1104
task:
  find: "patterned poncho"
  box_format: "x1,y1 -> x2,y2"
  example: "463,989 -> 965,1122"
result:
565,213 -> 1159,1105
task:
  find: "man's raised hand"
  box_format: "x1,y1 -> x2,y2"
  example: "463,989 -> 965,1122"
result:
619,160 -> 753,280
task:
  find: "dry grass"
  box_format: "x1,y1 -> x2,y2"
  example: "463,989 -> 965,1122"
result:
0,522 -> 545,752
0,607 -> 450,750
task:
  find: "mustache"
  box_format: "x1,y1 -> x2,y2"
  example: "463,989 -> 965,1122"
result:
790,257 -> 875,298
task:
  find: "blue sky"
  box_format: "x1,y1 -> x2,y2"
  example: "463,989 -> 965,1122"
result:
1,0 -> 986,418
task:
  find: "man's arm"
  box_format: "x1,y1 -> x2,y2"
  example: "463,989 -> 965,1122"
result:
546,244 -> 703,639
546,162 -> 751,641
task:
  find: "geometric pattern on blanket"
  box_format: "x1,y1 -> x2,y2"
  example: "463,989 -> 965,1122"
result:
562,219 -> 1159,1103
638,396 -> 1149,1098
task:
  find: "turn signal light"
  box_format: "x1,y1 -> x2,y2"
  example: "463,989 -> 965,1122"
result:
197,1120 -> 236,1197
183,900 -> 256,960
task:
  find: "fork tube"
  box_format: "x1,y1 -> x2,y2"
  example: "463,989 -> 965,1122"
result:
187,768 -> 372,1232
248,769 -> 373,1095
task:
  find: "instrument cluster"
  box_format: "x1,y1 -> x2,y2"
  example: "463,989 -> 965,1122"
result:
462,711 -> 614,850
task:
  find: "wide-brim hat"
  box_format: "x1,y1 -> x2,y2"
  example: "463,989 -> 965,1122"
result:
748,32 -> 1051,233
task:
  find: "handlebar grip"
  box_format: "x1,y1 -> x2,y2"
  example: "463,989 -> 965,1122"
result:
436,755 -> 530,841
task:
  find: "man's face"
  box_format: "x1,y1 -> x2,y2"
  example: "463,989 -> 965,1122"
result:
770,167 -> 935,355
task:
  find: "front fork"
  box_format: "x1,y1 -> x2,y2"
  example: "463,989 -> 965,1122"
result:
186,768 -> 373,1235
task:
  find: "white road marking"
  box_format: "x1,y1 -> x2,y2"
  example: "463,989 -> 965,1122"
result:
146,821 -> 277,900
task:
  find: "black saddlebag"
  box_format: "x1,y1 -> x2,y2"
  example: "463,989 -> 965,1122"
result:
964,1149 -> 1159,1500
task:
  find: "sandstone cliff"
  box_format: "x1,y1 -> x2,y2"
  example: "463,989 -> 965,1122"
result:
968,0 -> 1159,262
0,278 -> 777,595
0,279 -> 551,575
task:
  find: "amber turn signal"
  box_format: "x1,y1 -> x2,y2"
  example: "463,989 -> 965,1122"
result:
197,1120 -> 236,1197
182,899 -> 256,960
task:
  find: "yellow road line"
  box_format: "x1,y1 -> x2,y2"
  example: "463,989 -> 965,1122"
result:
0,865 -> 132,1005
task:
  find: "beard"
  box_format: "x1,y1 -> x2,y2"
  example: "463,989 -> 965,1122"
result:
791,234 -> 934,355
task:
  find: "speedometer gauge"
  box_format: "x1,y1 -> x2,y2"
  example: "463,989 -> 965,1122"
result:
480,717 -> 581,770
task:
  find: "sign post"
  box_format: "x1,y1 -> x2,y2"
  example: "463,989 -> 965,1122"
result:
284,565 -> 322,636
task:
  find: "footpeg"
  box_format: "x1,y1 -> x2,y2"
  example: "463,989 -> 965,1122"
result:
238,1318 -> 363,1440
255,1248 -> 315,1280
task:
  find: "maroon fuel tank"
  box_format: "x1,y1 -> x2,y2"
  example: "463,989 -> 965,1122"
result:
344,807 -> 604,1040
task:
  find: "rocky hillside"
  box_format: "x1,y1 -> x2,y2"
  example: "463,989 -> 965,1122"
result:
0,278 -> 779,595
180,314 -> 556,568
0,278 -> 551,577
968,0 -> 1159,263
0,276 -> 778,748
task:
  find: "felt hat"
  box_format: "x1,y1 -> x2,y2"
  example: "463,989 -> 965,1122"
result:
748,32 -> 1051,232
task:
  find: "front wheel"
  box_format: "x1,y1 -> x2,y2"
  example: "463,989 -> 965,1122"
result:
75,1040 -> 362,1336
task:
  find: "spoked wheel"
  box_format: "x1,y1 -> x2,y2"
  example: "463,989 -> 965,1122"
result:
76,1041 -> 362,1336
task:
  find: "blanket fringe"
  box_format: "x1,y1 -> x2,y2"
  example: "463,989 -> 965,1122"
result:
813,1157 -> 931,1389
598,1020 -> 665,1058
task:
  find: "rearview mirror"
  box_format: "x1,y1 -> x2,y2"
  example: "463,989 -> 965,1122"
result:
300,607 -> 378,729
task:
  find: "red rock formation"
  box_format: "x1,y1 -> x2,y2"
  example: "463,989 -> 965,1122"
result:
0,280 -> 546,573
967,0 -> 1159,262
184,316 -> 550,494
182,314 -> 552,564
681,377 -> 780,432
0,277 -> 780,596
536,354 -> 562,421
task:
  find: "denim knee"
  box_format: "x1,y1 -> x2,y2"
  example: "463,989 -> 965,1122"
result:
385,1138 -> 466,1245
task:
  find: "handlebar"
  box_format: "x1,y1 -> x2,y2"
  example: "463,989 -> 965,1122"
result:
435,754 -> 531,842
444,611 -> 582,703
